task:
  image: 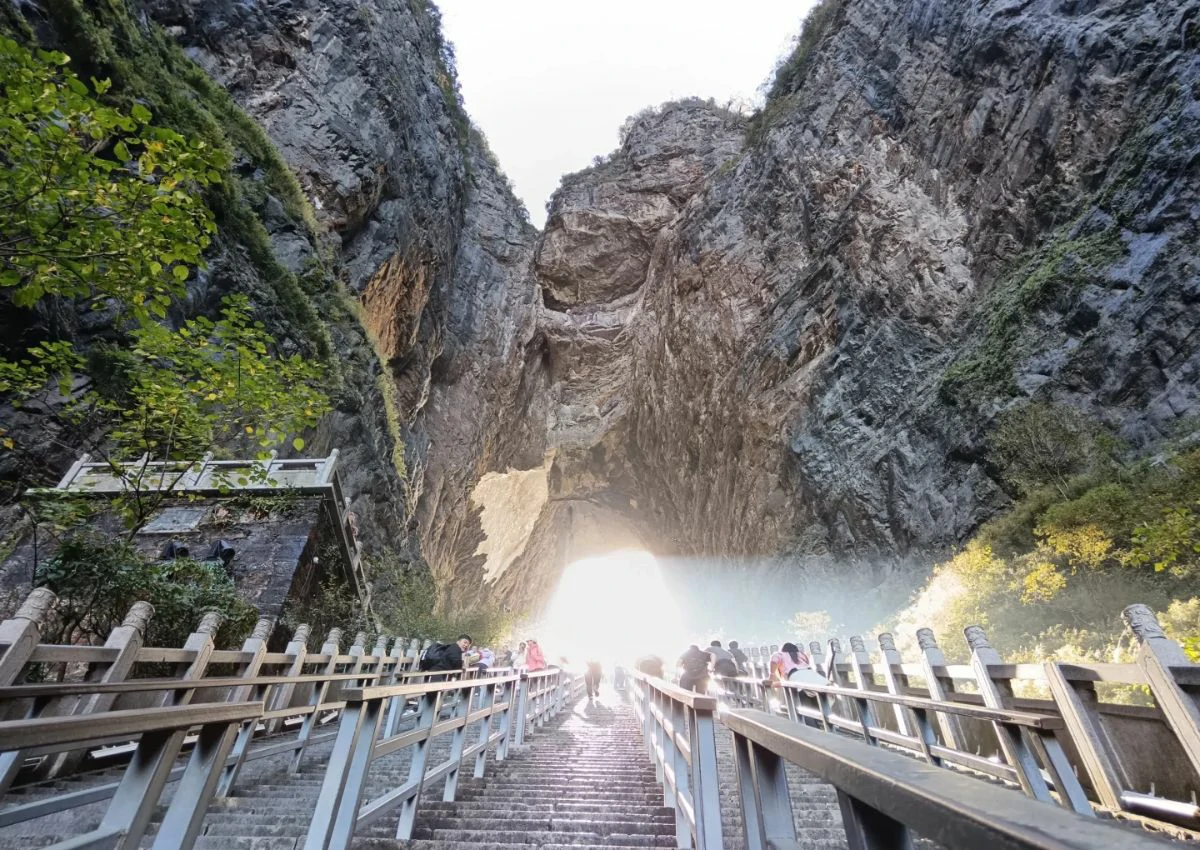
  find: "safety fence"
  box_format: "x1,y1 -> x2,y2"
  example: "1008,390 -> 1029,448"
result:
0,586 -> 579,849
723,708 -> 1173,850
630,672 -> 723,850
714,602 -> 1200,832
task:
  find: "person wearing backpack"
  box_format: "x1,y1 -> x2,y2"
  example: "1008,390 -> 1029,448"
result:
419,634 -> 472,672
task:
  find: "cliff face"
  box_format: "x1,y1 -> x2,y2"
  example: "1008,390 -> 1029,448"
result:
470,0 -> 1200,612
6,0 -> 1199,622
135,0 -> 541,582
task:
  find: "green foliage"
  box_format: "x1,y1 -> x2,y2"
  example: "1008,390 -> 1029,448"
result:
989,402 -> 1106,497
940,228 -> 1125,402
746,0 -> 845,143
1125,503 -> 1200,577
369,553 -> 512,647
280,572 -> 374,648
901,440 -> 1200,669
34,534 -> 256,648
789,610 -> 834,643
6,295 -> 330,529
18,0 -> 332,359
0,36 -> 221,321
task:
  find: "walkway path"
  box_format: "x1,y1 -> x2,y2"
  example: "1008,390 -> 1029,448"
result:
407,693 -> 677,849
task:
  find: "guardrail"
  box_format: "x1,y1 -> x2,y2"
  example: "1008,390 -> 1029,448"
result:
630,672 -> 723,850
0,588 -> 582,848
723,708 -> 1173,850
0,700 -> 264,850
306,667 -> 577,849
719,604 -> 1200,830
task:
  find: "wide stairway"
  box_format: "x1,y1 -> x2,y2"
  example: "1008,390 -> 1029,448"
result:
0,693 -> 682,850
407,695 -> 677,849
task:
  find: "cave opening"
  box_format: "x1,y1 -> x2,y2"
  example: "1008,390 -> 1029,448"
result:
534,549 -> 685,671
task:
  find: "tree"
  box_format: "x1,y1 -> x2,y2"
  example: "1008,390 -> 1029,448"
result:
0,37 -> 220,321
33,534 -> 256,649
0,37 -> 330,530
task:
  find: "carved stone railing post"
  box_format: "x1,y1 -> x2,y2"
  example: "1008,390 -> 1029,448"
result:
876,633 -> 912,737
915,628 -> 966,751
808,641 -> 824,672
38,601 -> 155,779
291,628 -> 343,773
158,610 -> 224,709
387,637 -> 407,684
1123,603 -> 1200,781
266,623 -> 311,734
964,625 -> 1092,814
846,636 -> 880,737
0,587 -> 56,688
214,616 -> 276,797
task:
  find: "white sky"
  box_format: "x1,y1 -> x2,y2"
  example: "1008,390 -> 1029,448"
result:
437,0 -> 816,226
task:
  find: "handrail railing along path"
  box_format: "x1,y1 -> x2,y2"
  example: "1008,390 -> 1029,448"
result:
0,586 -> 580,849
713,603 -> 1200,831
724,708 -> 1175,850
630,672 -> 723,850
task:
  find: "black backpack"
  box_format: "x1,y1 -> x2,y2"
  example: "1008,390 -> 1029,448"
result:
419,643 -> 454,671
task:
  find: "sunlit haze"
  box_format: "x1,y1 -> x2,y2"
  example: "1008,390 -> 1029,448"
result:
437,0 -> 816,225
535,551 -> 685,670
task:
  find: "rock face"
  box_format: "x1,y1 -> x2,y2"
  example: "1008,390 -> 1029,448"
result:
135,0 -> 541,589
6,0 -> 1200,624
471,0 -> 1200,616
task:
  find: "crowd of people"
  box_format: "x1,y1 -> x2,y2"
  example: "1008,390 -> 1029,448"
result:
417,635 -> 549,674
415,632 -> 823,702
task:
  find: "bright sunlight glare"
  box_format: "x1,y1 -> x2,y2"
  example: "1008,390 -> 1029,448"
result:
535,550 -> 684,672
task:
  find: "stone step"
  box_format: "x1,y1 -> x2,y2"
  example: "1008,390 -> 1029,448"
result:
410,828 -> 677,846
419,815 -> 675,832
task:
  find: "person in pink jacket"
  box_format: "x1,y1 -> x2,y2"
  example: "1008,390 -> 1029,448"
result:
524,638 -> 547,672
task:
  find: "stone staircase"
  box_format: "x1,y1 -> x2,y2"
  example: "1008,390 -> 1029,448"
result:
403,694 -> 677,849
0,689 -> 865,850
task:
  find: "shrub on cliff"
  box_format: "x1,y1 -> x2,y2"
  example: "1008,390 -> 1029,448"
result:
32,535 -> 256,648
892,416 -> 1200,669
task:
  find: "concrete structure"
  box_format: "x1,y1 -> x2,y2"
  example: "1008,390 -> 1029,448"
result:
0,452 -> 371,632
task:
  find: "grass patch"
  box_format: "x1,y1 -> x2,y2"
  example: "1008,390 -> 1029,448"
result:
746,0 -> 846,144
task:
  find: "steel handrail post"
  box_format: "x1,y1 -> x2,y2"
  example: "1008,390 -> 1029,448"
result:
513,674 -> 529,747
302,693 -> 382,850
442,683 -> 473,801
472,680 -> 497,778
97,727 -> 186,850
151,716 -> 250,850
732,730 -> 767,850
652,688 -> 665,784
670,698 -> 692,846
394,690 -> 441,839
691,701 -> 723,850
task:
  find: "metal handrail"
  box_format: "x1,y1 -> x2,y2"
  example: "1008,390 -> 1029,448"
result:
630,672 -> 723,850
0,700 -> 265,850
723,709 -> 1173,850
304,667 -> 578,849
712,674 -> 1093,815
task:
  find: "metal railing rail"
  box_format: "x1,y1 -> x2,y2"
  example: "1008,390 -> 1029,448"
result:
741,676 -> 1092,815
303,667 -> 578,850
722,604 -> 1200,829
0,701 -> 263,850
630,672 -> 723,850
723,708 -> 1174,850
